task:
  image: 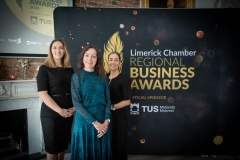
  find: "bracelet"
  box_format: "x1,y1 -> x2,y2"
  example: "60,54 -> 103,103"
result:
111,105 -> 116,111
105,119 -> 110,123
92,121 -> 97,125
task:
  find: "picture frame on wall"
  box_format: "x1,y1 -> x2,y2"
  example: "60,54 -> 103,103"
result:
142,0 -> 194,8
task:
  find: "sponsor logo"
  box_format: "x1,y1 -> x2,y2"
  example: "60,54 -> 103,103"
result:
17,38 -> 21,44
31,16 -> 38,25
45,42 -> 51,46
8,38 -> 21,44
39,18 -> 52,25
31,16 -> 52,25
130,103 -> 175,115
130,103 -> 140,115
26,41 -> 42,45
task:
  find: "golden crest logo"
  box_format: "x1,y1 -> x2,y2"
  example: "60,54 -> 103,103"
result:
5,0 -> 69,37
103,31 -> 124,73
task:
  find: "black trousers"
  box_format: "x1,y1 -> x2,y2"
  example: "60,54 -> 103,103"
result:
110,115 -> 128,160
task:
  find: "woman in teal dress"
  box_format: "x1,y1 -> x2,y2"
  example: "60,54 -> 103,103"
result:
70,45 -> 112,160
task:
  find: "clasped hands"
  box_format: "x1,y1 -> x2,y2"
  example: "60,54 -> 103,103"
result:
59,107 -> 75,118
93,121 -> 109,138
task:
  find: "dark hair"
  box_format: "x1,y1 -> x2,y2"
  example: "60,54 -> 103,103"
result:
107,51 -> 123,73
108,51 -> 121,61
76,45 -> 105,76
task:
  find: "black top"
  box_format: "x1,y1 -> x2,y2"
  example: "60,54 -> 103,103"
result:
37,65 -> 74,117
108,73 -> 132,121
37,65 -> 74,95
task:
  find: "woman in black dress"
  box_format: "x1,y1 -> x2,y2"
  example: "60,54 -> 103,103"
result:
37,39 -> 75,160
107,52 -> 132,160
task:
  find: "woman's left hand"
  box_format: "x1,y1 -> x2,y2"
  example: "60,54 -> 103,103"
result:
99,122 -> 110,138
67,107 -> 75,117
97,131 -> 105,138
97,125 -> 108,138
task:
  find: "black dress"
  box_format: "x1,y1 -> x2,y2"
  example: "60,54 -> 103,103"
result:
108,73 -> 132,160
37,65 -> 74,154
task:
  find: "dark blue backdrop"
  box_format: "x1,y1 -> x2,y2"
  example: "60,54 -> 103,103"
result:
54,7 -> 240,155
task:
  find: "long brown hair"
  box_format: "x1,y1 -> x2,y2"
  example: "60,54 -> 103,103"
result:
43,39 -> 72,68
76,45 -> 105,76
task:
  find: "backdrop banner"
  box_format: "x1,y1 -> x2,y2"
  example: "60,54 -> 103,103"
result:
54,7 -> 240,155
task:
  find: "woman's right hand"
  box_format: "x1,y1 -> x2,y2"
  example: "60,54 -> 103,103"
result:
93,121 -> 108,138
58,108 -> 71,118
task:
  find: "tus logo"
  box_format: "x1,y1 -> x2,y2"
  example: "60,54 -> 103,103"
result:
31,16 -> 38,25
130,103 -> 175,115
130,103 -> 139,115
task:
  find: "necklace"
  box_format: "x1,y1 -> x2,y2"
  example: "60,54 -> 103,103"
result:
109,72 -> 119,79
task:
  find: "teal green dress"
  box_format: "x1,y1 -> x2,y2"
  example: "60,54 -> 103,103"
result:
70,69 -> 112,160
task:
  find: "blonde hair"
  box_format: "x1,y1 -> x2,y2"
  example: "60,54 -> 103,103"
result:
43,39 -> 72,68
